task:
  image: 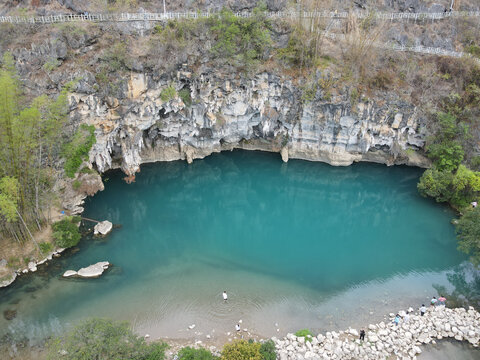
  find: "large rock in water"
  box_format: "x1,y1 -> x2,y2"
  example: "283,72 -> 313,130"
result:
94,221 -> 113,236
77,261 -> 110,278
63,270 -> 78,277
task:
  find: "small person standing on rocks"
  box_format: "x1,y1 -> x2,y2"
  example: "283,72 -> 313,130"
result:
403,311 -> 410,323
223,290 -> 228,302
359,329 -> 365,341
393,314 -> 401,326
420,304 -> 427,316
431,296 -> 438,306
438,295 -> 446,306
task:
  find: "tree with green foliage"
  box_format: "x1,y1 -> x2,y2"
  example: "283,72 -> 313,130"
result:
455,207 -> 480,266
0,176 -> 19,223
178,346 -> 217,360
425,112 -> 466,172
52,216 -> 81,248
418,165 -> 480,209
47,318 -> 168,360
417,112 -> 479,209
0,51 -> 72,244
221,340 -> 261,360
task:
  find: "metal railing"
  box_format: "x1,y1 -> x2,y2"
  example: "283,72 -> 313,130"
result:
1,10 -> 479,24
2,10 -> 478,63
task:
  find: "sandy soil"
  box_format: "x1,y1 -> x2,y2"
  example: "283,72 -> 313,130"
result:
0,208 -> 63,284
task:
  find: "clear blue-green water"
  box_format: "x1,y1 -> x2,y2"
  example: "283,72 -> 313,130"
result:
0,150 -> 469,344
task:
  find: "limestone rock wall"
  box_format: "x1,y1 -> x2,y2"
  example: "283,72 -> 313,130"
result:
68,70 -> 429,176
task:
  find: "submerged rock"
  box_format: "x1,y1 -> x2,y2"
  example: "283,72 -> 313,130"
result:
94,221 -> 113,237
3,309 -> 17,320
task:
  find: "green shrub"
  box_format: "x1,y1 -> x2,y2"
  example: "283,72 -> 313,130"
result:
456,207 -> 480,265
466,45 -> 480,58
425,112 -> 466,172
209,5 -> 272,70
418,165 -> 480,209
470,156 -> 480,171
221,340 -> 261,360
63,124 -> 96,178
102,41 -> 129,72
43,58 -> 61,73
72,180 -> 81,190
369,70 -> 393,90
178,346 -> 217,360
79,166 -> 95,174
47,318 -> 168,360
276,26 -> 316,69
52,216 -> 81,248
178,88 -> 192,106
39,242 -> 54,255
259,340 -> 276,360
294,329 -> 314,342
160,84 -> 177,102
426,140 -> 464,173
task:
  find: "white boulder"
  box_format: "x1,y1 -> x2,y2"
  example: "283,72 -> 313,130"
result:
63,270 -> 78,277
0,272 -> 17,288
94,221 -> 113,236
77,261 -> 110,278
28,261 -> 37,272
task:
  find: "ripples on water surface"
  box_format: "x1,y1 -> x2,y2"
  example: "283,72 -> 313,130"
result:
0,150 -> 470,342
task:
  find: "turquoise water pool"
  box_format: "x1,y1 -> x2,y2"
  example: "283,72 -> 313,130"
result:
0,150 -> 468,343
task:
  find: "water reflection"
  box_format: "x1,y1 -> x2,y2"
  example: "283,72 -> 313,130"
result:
433,262 -> 480,308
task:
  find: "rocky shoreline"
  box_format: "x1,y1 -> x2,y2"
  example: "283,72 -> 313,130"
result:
272,306 -> 480,360
0,247 -> 66,288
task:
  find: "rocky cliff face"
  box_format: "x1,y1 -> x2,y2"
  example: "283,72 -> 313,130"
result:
68,70 -> 429,177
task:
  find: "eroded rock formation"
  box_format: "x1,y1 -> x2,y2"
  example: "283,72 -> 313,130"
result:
69,71 -> 429,177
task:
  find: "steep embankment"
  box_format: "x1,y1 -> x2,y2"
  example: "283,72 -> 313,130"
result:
72,71 -> 428,178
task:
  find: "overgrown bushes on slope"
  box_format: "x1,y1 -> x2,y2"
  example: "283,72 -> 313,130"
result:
47,318 -> 168,360
63,124 -> 96,178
